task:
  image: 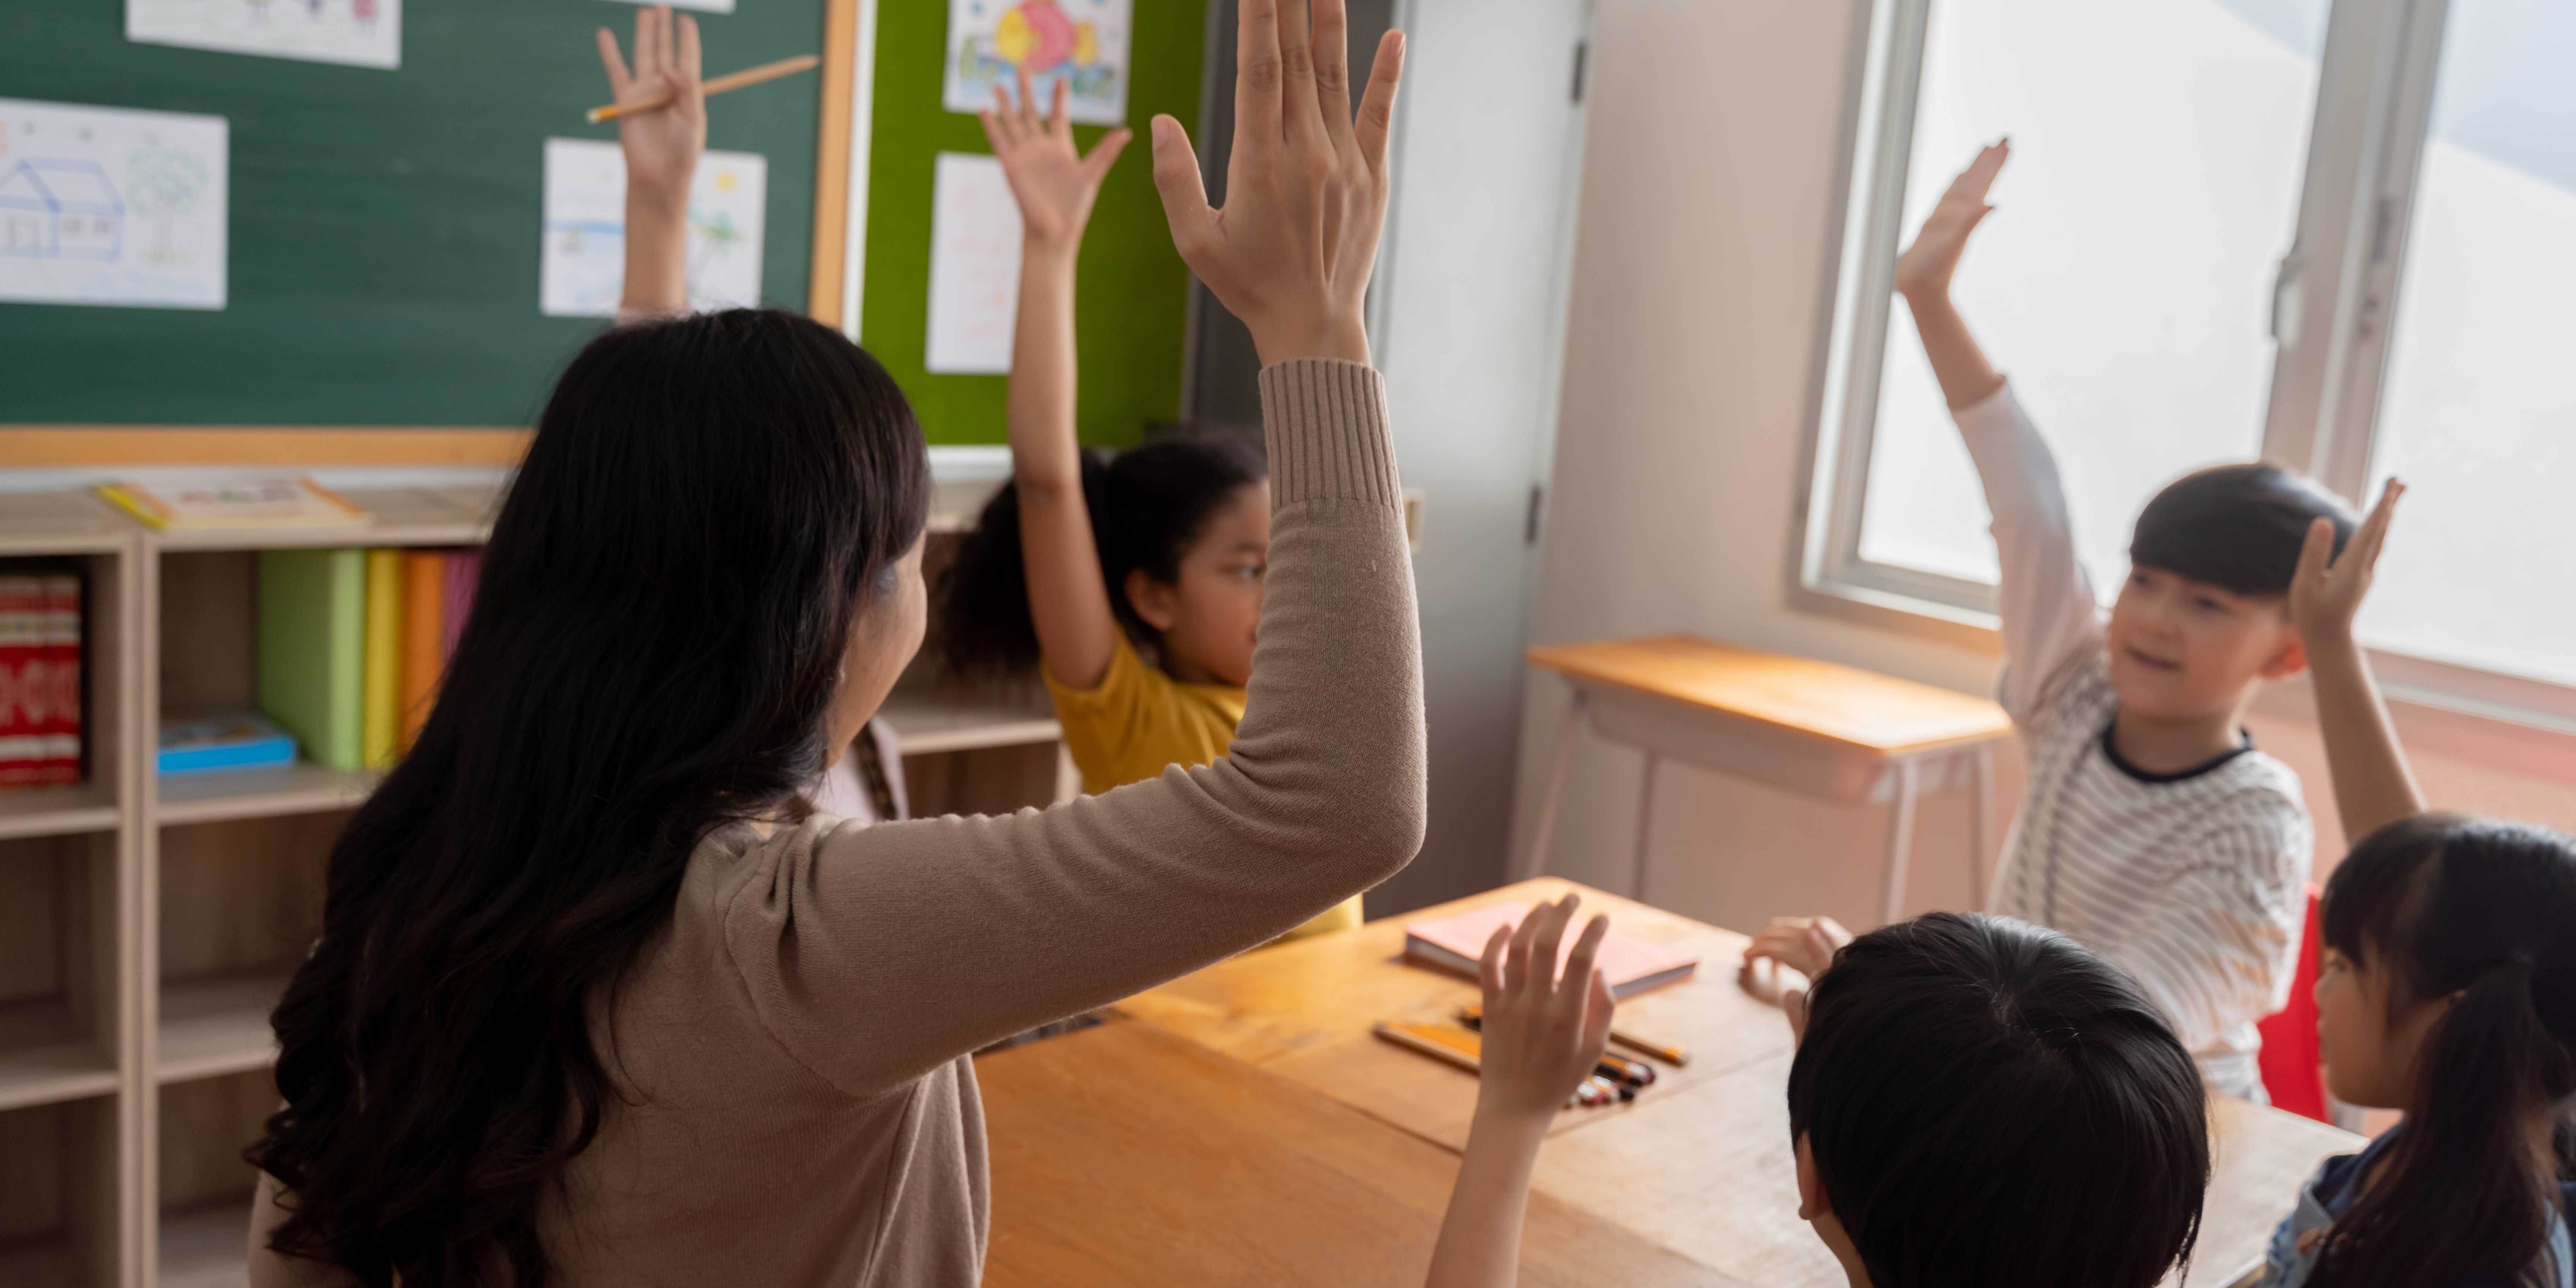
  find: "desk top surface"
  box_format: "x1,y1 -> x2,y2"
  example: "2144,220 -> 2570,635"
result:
1120,879 -> 2362,1286
976,1020 -> 1734,1287
1525,634 -> 2012,755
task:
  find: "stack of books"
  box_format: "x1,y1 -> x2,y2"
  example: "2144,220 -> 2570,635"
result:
0,571 -> 83,788
257,547 -> 481,772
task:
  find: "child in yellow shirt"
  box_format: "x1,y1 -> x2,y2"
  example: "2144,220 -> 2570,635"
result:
937,69 -> 1363,940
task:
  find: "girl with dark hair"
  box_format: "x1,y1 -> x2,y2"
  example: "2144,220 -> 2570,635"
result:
941,57 -> 1363,938
2250,483 -> 2576,1288
242,4 -> 1417,1284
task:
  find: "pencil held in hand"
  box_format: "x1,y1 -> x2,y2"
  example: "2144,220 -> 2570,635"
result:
587,53 -> 821,123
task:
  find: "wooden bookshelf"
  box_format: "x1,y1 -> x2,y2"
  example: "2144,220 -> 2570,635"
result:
0,481 -> 1077,1284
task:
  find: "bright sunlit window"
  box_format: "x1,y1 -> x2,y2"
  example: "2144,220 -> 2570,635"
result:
1808,0 -> 2576,717
2361,0 -> 2576,689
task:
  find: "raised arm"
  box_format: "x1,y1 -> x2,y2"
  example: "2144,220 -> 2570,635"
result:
2289,482 -> 2425,842
1426,898 -> 1613,1288
1898,142 -> 2100,713
722,0 -> 1417,1089
984,70 -> 1133,688
595,6 -> 704,320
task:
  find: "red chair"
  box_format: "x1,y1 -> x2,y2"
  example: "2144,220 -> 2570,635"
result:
2257,885 -> 2329,1121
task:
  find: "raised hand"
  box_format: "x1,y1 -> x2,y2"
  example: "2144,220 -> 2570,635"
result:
1474,895 -> 1614,1121
2290,479 -> 2404,648
1148,0 -> 1404,366
982,68 -> 1131,255
1895,139 -> 2008,303
595,6 -> 705,208
1739,915 -> 1850,1041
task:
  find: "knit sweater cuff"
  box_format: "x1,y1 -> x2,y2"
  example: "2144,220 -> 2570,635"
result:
1257,359 -> 1401,508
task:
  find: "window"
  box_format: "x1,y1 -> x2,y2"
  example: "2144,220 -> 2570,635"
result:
1805,0 -> 2576,722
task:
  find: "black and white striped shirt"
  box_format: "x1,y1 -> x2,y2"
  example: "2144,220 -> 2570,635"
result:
1959,386 -> 2312,1102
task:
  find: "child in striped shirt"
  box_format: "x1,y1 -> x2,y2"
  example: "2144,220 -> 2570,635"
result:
1748,141 -> 2356,1102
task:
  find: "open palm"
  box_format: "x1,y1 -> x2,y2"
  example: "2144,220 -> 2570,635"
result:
1895,139 -> 2008,300
982,69 -> 1130,252
596,6 -> 705,203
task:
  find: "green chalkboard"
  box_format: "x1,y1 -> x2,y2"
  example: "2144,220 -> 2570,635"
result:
858,1 -> 1204,447
0,0 -> 825,426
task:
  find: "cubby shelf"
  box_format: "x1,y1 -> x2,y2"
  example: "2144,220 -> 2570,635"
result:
877,690 -> 1062,756
155,764 -> 377,827
0,479 -> 1079,1284
155,973 -> 291,1086
155,1203 -> 250,1288
0,1038 -> 120,1114
0,783 -> 121,842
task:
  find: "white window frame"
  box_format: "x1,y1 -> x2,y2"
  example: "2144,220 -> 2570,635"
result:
1794,0 -> 2576,734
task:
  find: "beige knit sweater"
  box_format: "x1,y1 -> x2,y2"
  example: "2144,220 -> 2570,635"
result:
247,359 -> 1425,1287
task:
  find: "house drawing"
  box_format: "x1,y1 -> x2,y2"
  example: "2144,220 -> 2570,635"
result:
0,160 -> 125,261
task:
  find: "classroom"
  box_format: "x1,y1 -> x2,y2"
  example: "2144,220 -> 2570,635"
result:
1,0 -> 2570,1285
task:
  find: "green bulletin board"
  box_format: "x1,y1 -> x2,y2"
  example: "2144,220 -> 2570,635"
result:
0,0 -> 824,427
858,1 -> 1205,448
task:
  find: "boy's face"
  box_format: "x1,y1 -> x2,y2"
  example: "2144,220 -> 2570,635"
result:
2105,565 -> 2306,723
1124,482 -> 1269,688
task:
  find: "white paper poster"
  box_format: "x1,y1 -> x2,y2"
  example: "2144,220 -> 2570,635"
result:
540,138 -> 766,319
127,0 -> 402,70
598,0 -> 734,14
0,100 -> 227,311
944,0 -> 1131,126
925,152 -> 1023,374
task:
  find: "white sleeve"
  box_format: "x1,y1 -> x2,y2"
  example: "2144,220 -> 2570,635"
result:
1953,384 -> 2105,721
2112,800 -> 2311,1057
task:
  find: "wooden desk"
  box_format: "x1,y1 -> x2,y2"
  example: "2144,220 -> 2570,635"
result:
976,1020 -> 1734,1287
1122,880 -> 2363,1285
1121,878 -> 1792,1147
1521,635 -> 2014,921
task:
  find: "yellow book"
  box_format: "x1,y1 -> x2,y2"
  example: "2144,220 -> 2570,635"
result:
360,549 -> 403,769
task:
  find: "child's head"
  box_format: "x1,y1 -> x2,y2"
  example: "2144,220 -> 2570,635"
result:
2109,464 -> 2356,722
1786,912 -> 2207,1288
944,430 -> 1269,685
2314,813 -> 2576,1288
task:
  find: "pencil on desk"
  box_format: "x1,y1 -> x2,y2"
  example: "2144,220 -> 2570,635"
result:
1609,1026 -> 1689,1067
587,54 -> 822,123
1373,1021 -> 1480,1073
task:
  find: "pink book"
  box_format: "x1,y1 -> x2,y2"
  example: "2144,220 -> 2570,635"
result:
1404,901 -> 1699,1000
440,549 -> 481,662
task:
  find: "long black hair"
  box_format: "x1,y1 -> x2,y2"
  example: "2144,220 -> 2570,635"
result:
939,429 -> 1263,676
2318,813 -> 2576,1288
1787,912 -> 2209,1288
245,310 -> 931,1287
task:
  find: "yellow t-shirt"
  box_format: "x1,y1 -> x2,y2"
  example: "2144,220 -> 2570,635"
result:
1044,633 -> 1363,940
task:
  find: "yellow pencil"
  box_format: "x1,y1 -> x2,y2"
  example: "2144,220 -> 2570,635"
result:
586,54 -> 822,123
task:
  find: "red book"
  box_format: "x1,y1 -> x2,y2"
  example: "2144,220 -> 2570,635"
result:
42,573 -> 82,785
0,576 -> 44,787
1404,901 -> 1700,1000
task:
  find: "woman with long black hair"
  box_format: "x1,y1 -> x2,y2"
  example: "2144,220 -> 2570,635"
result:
244,3 -> 1416,1283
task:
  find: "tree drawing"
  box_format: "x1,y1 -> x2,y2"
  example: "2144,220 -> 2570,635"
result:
124,146 -> 207,264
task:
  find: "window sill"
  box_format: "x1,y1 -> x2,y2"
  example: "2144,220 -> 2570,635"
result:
1792,572 -> 2576,784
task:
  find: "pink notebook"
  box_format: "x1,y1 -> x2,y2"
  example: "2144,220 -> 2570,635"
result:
1403,902 -> 1699,1000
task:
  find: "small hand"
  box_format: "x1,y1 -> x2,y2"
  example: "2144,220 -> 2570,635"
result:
1149,0 -> 1405,366
982,67 -> 1131,255
1739,915 -> 1850,983
596,6 -> 705,210
1474,895 -> 1614,1121
1895,139 -> 2008,302
2290,479 -> 2403,648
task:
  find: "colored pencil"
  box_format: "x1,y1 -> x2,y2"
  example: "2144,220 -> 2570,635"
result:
587,54 -> 822,123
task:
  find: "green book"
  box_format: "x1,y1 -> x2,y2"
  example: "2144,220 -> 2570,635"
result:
259,548 -> 366,771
